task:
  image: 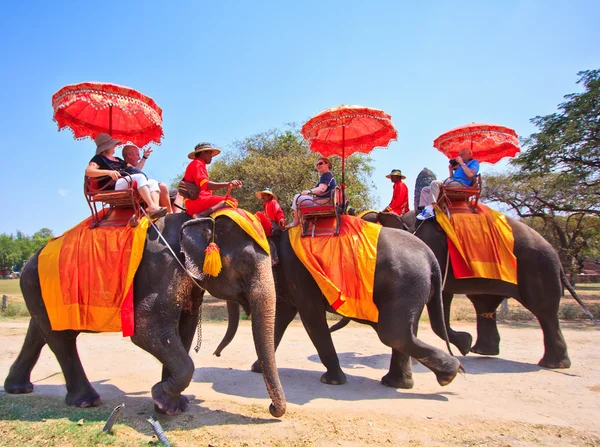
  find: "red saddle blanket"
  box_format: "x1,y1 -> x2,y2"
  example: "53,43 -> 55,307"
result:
434,203 -> 517,284
38,211 -> 149,336
288,215 -> 381,322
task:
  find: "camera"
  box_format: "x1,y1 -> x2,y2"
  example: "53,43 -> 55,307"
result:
449,158 -> 459,167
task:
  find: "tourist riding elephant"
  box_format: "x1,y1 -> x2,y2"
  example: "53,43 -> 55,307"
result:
4,213 -> 286,417
358,209 -> 593,369
216,225 -> 462,389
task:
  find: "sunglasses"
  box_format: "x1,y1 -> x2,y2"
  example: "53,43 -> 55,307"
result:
316,161 -> 325,166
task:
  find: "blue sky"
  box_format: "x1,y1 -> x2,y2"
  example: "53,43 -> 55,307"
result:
1,0 -> 598,236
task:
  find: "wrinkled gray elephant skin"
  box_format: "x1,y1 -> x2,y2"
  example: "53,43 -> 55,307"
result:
4,213 -> 286,417
220,227 -> 462,389
372,210 -> 580,369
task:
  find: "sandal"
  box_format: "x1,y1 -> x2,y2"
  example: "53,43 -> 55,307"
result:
148,207 -> 168,219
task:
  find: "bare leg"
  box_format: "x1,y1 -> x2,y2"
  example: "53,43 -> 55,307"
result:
138,185 -> 161,212
159,183 -> 173,213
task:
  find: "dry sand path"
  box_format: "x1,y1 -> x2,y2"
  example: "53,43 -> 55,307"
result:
1,320 -> 599,446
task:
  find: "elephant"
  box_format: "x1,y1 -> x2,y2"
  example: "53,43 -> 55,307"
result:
4,213 -> 286,417
358,209 -> 594,369
216,224 -> 462,389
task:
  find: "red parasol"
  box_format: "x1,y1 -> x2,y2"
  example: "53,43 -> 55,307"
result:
301,105 -> 397,195
433,123 -> 520,164
52,82 -> 163,148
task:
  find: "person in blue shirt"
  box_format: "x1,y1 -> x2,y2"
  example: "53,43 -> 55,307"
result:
417,148 -> 480,220
286,157 -> 337,229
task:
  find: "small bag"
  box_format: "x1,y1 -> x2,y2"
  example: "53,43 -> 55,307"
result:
178,180 -> 200,200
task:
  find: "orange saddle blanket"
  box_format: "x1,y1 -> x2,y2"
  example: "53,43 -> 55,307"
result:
288,215 -> 381,322
38,211 -> 150,336
434,203 -> 517,284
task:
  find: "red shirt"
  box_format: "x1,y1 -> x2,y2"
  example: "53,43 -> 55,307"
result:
264,199 -> 285,226
183,159 -> 211,196
385,181 -> 409,215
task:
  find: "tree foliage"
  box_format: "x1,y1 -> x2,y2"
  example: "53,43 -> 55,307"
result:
0,228 -> 54,275
175,126 -> 378,218
482,70 -> 600,278
513,69 -> 600,215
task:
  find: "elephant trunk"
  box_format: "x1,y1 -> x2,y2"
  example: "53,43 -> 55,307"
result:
213,302 -> 240,356
248,259 -> 286,417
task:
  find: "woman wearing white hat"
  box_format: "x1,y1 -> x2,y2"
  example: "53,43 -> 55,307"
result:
85,133 -> 167,218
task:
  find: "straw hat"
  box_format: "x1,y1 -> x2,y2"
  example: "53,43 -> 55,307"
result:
385,169 -> 406,179
188,142 -> 221,160
255,187 -> 277,200
95,133 -> 122,155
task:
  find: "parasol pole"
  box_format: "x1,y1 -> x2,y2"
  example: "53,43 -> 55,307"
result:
108,105 -> 113,136
341,123 -> 346,207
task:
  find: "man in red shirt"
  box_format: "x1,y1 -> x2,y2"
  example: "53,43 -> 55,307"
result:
183,142 -> 242,217
255,188 -> 286,236
383,169 -> 409,215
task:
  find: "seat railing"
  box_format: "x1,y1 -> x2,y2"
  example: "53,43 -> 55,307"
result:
84,175 -> 144,228
296,187 -> 342,237
438,174 -> 482,212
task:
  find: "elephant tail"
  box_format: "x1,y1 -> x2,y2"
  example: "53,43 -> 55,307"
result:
428,255 -> 456,357
329,317 -> 351,333
560,267 -> 598,326
213,302 -> 242,356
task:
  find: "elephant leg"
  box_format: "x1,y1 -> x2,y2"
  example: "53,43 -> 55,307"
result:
518,298 -> 570,368
4,318 -> 47,394
379,314 -> 460,387
536,315 -> 571,368
298,302 -> 346,385
441,291 -> 473,356
131,321 -> 194,415
468,294 -> 505,355
251,298 -> 297,374
381,349 -> 413,389
161,289 -> 203,382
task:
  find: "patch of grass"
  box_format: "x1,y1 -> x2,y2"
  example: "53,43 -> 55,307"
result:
0,278 -> 22,297
0,396 -> 150,446
559,303 -> 600,320
0,301 -> 30,319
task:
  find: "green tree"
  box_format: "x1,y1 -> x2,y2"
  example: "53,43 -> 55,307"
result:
174,126 -> 378,218
513,69 -> 600,215
0,228 -> 54,276
482,70 -> 600,280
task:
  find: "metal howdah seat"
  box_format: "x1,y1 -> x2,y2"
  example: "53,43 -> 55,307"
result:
438,174 -> 482,212
297,187 -> 344,237
84,175 -> 144,228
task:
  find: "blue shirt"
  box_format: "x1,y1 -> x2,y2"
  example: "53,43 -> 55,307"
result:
452,159 -> 480,186
315,172 -> 336,198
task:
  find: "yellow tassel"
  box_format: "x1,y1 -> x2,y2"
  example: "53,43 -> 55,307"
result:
203,242 -> 222,277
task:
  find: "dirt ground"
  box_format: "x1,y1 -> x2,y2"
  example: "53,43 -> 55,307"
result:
1,319 -> 599,446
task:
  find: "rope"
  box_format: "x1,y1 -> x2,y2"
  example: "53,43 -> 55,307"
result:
478,312 -> 496,319
141,209 -> 205,353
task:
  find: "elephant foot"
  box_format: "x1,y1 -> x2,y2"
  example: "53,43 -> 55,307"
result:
471,342 -> 500,356
433,357 -> 461,387
381,373 -> 414,389
320,370 -> 346,385
3,379 -> 34,394
65,389 -> 102,408
538,355 -> 571,369
451,331 -> 473,356
152,383 -> 190,415
250,360 -> 262,374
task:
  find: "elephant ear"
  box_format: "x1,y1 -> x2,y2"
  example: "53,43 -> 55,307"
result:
180,218 -> 215,279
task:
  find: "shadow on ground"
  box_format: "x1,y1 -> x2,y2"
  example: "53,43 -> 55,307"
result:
193,365 -> 451,405
0,378 -> 281,435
